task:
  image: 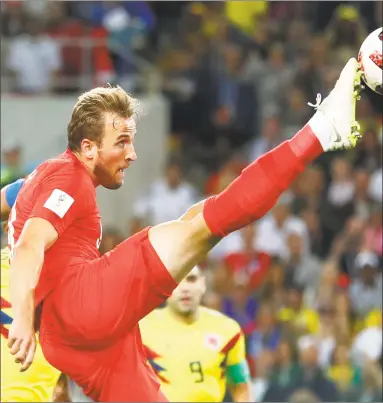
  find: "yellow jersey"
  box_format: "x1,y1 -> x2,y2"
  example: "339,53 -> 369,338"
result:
1,247 -> 60,402
139,306 -> 249,402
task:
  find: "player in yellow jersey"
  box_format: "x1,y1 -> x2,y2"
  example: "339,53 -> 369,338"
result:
1,246 -> 61,402
139,266 -> 252,402
1,180 -> 61,402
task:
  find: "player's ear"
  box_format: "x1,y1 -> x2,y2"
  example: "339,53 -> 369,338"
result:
81,139 -> 98,160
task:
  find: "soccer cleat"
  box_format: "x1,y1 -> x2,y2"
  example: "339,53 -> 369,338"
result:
308,57 -> 364,151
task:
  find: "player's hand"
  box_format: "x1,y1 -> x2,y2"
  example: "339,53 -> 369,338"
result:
7,317 -> 36,372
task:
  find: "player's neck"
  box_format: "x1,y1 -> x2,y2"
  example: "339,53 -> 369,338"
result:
167,306 -> 200,325
72,151 -> 100,187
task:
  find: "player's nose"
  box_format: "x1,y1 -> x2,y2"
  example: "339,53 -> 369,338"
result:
125,145 -> 137,162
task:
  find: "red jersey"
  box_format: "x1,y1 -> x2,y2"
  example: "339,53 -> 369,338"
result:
8,149 -> 102,306
8,148 -> 178,401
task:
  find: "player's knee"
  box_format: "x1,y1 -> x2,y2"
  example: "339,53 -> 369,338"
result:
179,200 -> 206,221
149,214 -> 214,282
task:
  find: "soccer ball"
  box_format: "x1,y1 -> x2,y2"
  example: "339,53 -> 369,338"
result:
358,27 -> 383,95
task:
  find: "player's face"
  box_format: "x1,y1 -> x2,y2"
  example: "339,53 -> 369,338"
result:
168,266 -> 206,316
94,113 -> 137,189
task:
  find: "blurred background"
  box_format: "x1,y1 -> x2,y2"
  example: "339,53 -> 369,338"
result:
1,1 -> 382,402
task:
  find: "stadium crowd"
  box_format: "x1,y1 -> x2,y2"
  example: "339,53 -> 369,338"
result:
1,1 -> 382,402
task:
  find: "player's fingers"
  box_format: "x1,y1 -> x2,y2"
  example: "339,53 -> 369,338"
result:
7,334 -> 18,349
9,338 -> 22,355
20,342 -> 35,372
14,339 -> 30,364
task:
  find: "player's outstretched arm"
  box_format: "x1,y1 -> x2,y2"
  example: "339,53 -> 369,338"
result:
8,217 -> 58,372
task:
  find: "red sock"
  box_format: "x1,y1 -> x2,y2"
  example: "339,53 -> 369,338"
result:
203,124 -> 323,237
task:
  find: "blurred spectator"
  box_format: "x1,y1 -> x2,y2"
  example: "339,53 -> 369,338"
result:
221,281 -> 258,336
327,343 -> 362,395
352,324 -> 383,366
265,339 -> 301,397
260,258 -> 286,310
278,284 -> 319,336
284,21 -> 311,63
256,195 -> 308,260
1,1 -> 29,37
0,143 -> 37,188
313,302 -> 339,368
280,88 -> 311,138
225,1 -> 268,35
205,155 -> 243,196
353,129 -> 382,173
285,232 -> 322,292
248,303 -> 281,361
332,216 -> 367,277
353,168 -> 373,221
333,291 -> 354,344
23,0 -> 47,19
248,42 -> 295,122
252,349 -> 275,401
91,1 -> 150,77
362,205 -> 382,257
295,336 -> 339,402
246,15 -> 270,60
325,5 -> 367,59
130,157 -> 198,232
349,251 -> 382,318
300,209 -> 326,258
248,115 -> 282,162
350,360 -> 383,402
212,225 -> 271,294
368,167 -> 382,204
290,49 -> 321,105
261,332 -> 339,402
160,46 -> 199,136
312,260 -> 340,307
7,19 -> 61,94
320,157 -> 355,253
327,157 -> 355,209
209,42 -> 259,148
47,2 -> 115,92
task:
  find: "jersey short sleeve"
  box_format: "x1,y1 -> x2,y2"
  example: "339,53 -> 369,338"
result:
225,324 -> 250,385
30,166 -> 91,236
5,178 -> 25,208
226,325 -> 246,367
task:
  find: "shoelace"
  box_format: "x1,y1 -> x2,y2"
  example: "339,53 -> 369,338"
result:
307,93 -> 322,110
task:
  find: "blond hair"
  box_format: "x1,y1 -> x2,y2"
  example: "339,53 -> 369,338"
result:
67,85 -> 139,151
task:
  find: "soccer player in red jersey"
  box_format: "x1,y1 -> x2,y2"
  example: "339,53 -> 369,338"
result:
7,58 -> 362,402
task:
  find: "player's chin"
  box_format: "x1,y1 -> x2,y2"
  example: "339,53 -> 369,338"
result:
103,177 -> 124,190
178,302 -> 195,313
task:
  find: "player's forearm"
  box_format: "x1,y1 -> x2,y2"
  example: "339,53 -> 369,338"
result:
230,382 -> 253,402
10,242 -> 44,319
